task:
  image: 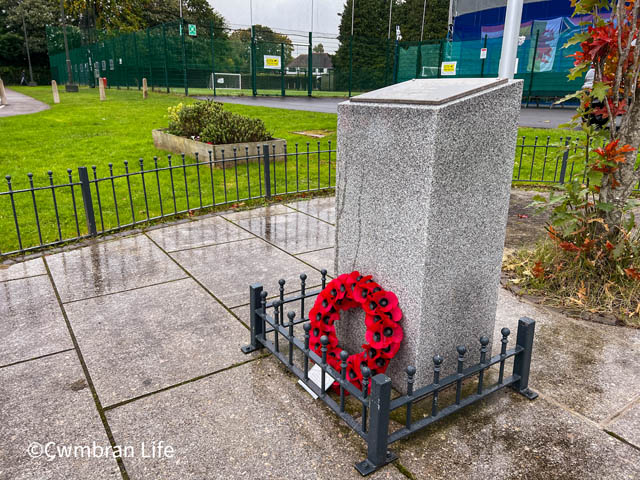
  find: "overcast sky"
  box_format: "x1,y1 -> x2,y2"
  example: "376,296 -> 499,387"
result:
209,0 -> 346,36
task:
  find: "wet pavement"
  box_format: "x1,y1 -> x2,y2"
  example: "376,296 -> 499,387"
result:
0,193 -> 638,479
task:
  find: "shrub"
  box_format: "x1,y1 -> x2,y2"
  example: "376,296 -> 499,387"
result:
200,111 -> 271,145
166,101 -> 272,144
166,100 -> 224,138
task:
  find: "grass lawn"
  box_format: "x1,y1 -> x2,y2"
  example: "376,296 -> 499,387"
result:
1,85 -> 577,255
0,86 -> 338,255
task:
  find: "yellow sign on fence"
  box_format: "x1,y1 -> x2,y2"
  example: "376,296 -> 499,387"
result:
264,55 -> 281,70
440,61 -> 457,76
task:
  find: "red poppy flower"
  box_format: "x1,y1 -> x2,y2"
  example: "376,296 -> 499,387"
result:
363,297 -> 380,315
378,340 -> 401,359
364,313 -> 385,329
325,278 -> 347,302
315,291 -> 334,314
365,317 -> 403,349
362,344 -> 389,373
354,278 -> 377,304
309,323 -> 337,352
335,297 -> 360,310
382,305 -> 402,323
345,271 -> 362,295
372,290 -> 398,312
346,352 -> 365,387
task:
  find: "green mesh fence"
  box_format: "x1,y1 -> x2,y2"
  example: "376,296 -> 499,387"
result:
47,21 -> 586,100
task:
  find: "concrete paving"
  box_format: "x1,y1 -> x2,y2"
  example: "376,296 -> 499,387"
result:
1,195 -> 639,479
202,94 -> 575,128
0,88 -> 49,117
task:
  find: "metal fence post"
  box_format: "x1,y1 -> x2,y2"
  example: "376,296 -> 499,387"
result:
480,34 -> 488,77
348,35 -> 353,97
242,283 -> 265,354
281,43 -> 285,97
162,23 -> 170,93
210,20 -> 217,96
263,144 -> 271,199
307,32 -> 313,97
393,40 -> 399,84
78,167 -> 97,236
180,18 -> 188,96
437,39 -> 445,78
356,374 -> 397,475
133,31 -> 141,90
511,317 -> 538,400
559,137 -> 571,184
526,30 -> 540,107
251,25 -> 257,97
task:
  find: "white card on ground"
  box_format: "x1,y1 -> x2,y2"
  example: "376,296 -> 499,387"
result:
298,364 -> 335,400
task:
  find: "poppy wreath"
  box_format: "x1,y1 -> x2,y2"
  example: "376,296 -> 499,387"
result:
308,271 -> 403,392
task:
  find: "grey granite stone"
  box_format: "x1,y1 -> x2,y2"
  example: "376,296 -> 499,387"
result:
392,391 -> 640,479
287,196 -> 337,224
0,352 -> 120,479
0,275 -> 72,366
170,238 -> 323,307
231,211 -> 335,255
0,258 -> 46,282
222,203 -> 294,221
145,215 -> 253,252
335,79 -> 523,391
106,358 -> 405,479
46,235 -> 186,303
350,78 -> 508,105
296,247 -> 335,276
63,278 -> 250,407
607,399 -> 640,448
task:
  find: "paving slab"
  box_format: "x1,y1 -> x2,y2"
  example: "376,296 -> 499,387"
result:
0,352 -> 120,479
231,211 -> 335,255
46,235 -> 186,303
170,237 -> 323,307
221,204 -> 293,221
0,258 -> 46,282
392,391 -> 640,479
607,399 -> 640,449
106,358 -> 405,480
63,278 -> 249,407
145,215 -> 253,252
287,196 -> 337,224
495,288 -> 640,426
0,275 -> 72,366
296,247 -> 335,276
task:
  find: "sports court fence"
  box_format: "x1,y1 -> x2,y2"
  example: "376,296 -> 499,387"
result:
47,21 -> 585,102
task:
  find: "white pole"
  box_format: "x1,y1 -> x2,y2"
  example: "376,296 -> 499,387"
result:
498,0 -> 524,79
311,0 -> 314,33
250,0 -> 253,27
351,0 -> 355,36
387,0 -> 393,39
179,0 -> 182,18
420,0 -> 427,42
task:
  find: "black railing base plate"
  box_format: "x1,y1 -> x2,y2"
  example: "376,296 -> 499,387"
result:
514,387 -> 539,400
355,451 -> 397,476
241,344 -> 262,354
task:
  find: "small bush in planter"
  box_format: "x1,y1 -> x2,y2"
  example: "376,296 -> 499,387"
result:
166,101 -> 272,145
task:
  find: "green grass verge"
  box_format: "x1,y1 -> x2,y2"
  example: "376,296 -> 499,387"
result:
0,86 -> 337,255
1,85 -> 578,255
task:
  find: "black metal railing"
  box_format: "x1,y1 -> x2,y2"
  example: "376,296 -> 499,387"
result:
0,142 -> 335,258
513,135 -> 640,188
5,135 -> 640,259
242,272 -> 538,476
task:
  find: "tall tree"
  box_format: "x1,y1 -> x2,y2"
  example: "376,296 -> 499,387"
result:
396,0 -> 449,42
333,0 -> 395,90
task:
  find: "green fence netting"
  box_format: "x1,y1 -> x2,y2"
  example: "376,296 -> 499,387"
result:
47,21 -> 587,100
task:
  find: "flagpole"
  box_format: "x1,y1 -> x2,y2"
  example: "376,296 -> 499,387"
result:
498,0 -> 524,79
